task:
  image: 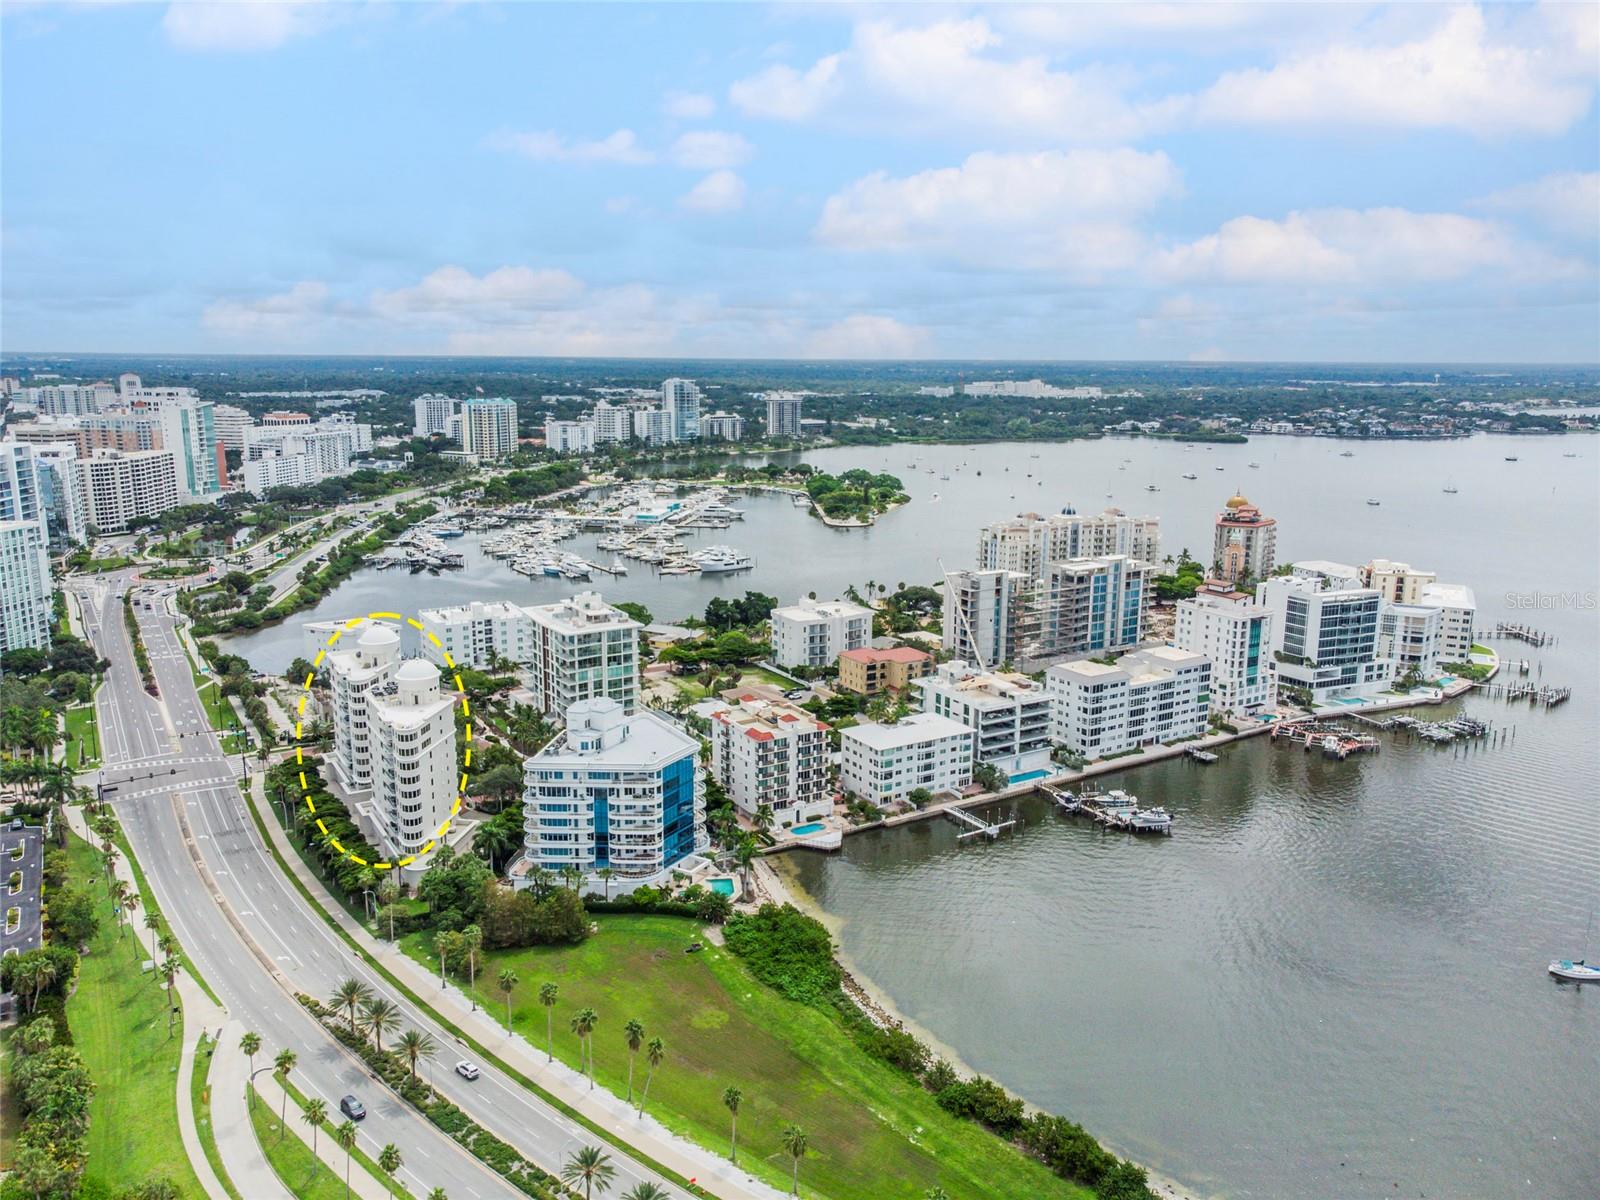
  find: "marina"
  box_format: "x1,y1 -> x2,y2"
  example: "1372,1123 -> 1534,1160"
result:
1041,785 -> 1174,835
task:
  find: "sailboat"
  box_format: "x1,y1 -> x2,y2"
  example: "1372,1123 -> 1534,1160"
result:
1550,911 -> 1600,982
1442,482 -> 1459,494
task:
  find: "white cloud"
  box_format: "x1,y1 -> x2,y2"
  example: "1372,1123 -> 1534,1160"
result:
805,314 -> 931,359
669,131 -> 753,170
370,266 -> 583,319
679,170 -> 747,214
202,281 -> 329,337
162,1 -> 339,53
815,148 -> 1181,273
1191,6 -> 1598,137
487,128 -> 654,165
1160,208 -> 1537,285
663,90 -> 716,120
729,54 -> 842,120
1477,171 -> 1600,239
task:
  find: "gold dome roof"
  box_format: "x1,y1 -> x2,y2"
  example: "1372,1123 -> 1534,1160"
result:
1225,493 -> 1250,509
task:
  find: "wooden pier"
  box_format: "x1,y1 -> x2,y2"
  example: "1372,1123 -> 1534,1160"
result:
1185,747 -> 1219,764
1489,622 -> 1556,647
1272,719 -> 1381,759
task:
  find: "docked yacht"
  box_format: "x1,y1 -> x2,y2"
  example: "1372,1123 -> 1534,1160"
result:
693,545 -> 754,573
700,502 -> 746,520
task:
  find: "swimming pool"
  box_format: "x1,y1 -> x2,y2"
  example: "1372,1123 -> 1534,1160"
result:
790,822 -> 826,836
709,877 -> 735,897
1009,768 -> 1052,784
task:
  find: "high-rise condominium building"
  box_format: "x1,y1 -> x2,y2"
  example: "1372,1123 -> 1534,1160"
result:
1418,583 -> 1477,662
211,404 -> 253,451
519,698 -> 706,892
413,394 -> 460,438
73,450 -> 181,535
1256,575 -> 1390,703
0,445 -> 53,653
769,596 -> 873,668
28,445 -> 88,550
632,407 -> 674,446
700,413 -> 745,441
24,382 -> 115,416
117,375 -> 220,500
1173,582 -> 1274,715
1046,647 -> 1212,759
322,623 -> 458,881
764,392 -> 803,439
419,592 -> 640,718
591,400 -> 632,444
941,568 -> 1033,670
1034,555 -> 1152,663
976,508 -> 1161,579
915,661 -> 1053,777
459,399 -> 519,460
839,713 -> 974,806
661,378 -> 702,441
1212,493 -> 1277,584
708,697 -> 831,827
545,419 -> 596,454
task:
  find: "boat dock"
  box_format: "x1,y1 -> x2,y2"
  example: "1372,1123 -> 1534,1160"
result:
944,805 -> 1017,840
1042,785 -> 1173,835
1473,680 -> 1571,706
1272,719 -> 1381,759
1489,622 -> 1557,647
1186,747 -> 1219,764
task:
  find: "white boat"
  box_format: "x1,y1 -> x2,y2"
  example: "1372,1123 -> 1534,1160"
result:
1248,462 -> 1260,468
1548,959 -> 1600,982
1340,450 -> 1355,457
610,556 -> 628,575
1181,472 -> 1197,480
1443,484 -> 1458,494
1366,498 -> 1381,506
700,503 -> 746,520
1145,484 -> 1160,492
1128,807 -> 1173,835
1215,465 -> 1225,471
792,493 -> 810,507
693,545 -> 754,573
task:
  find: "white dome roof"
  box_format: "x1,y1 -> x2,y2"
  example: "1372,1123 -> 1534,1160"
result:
395,659 -> 439,684
357,624 -> 400,648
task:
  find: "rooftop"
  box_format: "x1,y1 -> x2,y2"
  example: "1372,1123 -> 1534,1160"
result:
838,646 -> 932,664
842,712 -> 974,750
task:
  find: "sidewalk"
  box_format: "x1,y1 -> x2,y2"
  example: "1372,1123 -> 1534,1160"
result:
63,805 -> 233,1200
248,773 -> 787,1200
209,1021 -> 296,1200
250,1069 -> 392,1200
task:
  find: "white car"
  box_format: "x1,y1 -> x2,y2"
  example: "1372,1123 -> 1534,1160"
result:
455,1061 -> 480,1080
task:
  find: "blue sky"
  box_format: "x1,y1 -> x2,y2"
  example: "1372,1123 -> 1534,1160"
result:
3,2 -> 1597,361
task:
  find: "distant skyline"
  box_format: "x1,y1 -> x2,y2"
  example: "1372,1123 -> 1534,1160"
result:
3,2 -> 1597,363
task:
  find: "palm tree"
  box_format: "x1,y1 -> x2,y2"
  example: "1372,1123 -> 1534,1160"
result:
332,978 -> 371,1037
560,864 -> 583,892
596,866 -> 616,901
110,879 -> 130,936
334,1121 -> 357,1200
377,1144 -> 403,1198
426,1191 -> 448,1200
302,1098 -> 328,1172
781,1124 -> 808,1196
621,1185 -> 671,1200
623,1019 -> 645,1103
733,835 -> 757,900
722,1085 -> 742,1163
396,1029 -> 437,1080
560,1146 -> 616,1200
360,996 -> 401,1052
754,803 -> 775,836
144,912 -> 161,960
160,957 -> 180,1038
570,1007 -> 598,1087
636,1037 -> 664,1115
239,1032 -> 261,1105
460,925 -> 483,1006
496,968 -> 518,1032
273,1049 -> 297,1134
121,890 -> 141,947
539,982 -> 559,1061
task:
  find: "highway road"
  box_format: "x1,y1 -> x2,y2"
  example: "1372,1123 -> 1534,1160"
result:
73,573 -> 744,1200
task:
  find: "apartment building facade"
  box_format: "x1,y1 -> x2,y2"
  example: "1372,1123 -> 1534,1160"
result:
1046,647 -> 1212,759
770,596 -> 873,668
839,713 -> 974,806
708,697 -> 831,827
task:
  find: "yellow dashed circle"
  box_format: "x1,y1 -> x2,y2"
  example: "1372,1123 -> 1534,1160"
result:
296,612 -> 472,872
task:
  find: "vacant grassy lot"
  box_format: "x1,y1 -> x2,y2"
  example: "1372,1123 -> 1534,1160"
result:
404,915 -> 1087,1200
66,836 -> 205,1198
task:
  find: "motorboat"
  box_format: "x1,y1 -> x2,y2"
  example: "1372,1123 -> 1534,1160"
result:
1548,959 -> 1600,983
1505,456 -> 1519,462
1128,807 -> 1173,835
1181,472 -> 1198,480
693,545 -> 754,573
1443,484 -> 1458,494
1340,450 -> 1355,457
1248,462 -> 1260,468
1146,484 -> 1160,492
1366,498 -> 1381,506
1215,465 -> 1226,471
700,502 -> 746,520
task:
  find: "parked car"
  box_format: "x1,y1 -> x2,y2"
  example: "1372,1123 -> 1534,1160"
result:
454,1061 -> 480,1080
785,688 -> 809,700
339,1095 -> 366,1120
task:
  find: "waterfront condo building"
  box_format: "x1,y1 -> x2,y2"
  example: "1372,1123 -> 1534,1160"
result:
1212,493 -> 1277,584
1378,603 -> 1443,680
1362,559 -> 1438,604
545,418 -> 596,454
519,698 -> 707,892
72,449 -> 181,534
836,646 -> 934,696
1046,647 -> 1212,759
661,378 -> 702,442
1033,555 -> 1153,664
0,445 -> 53,653
708,697 -> 831,827
764,392 -> 804,439
413,393 -> 460,438
420,593 -> 640,718
941,568 -> 1033,669
1256,575 -> 1391,703
459,398 -> 519,460
1418,583 -> 1477,662
1174,582 -> 1275,715
590,400 -> 633,444
322,623 -> 458,881
700,412 -> 745,442
839,713 -> 975,806
975,508 -> 1161,579
632,407 -> 675,446
914,661 -> 1053,779
1291,560 -> 1364,590
770,596 -> 873,668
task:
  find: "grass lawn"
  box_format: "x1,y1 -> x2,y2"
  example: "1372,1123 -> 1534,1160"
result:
109,826 -> 224,1008
275,1076 -> 415,1200
66,835 -> 207,1199
64,703 -> 101,770
247,1085 -> 357,1200
403,916 -> 1089,1200
191,1033 -> 245,1200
